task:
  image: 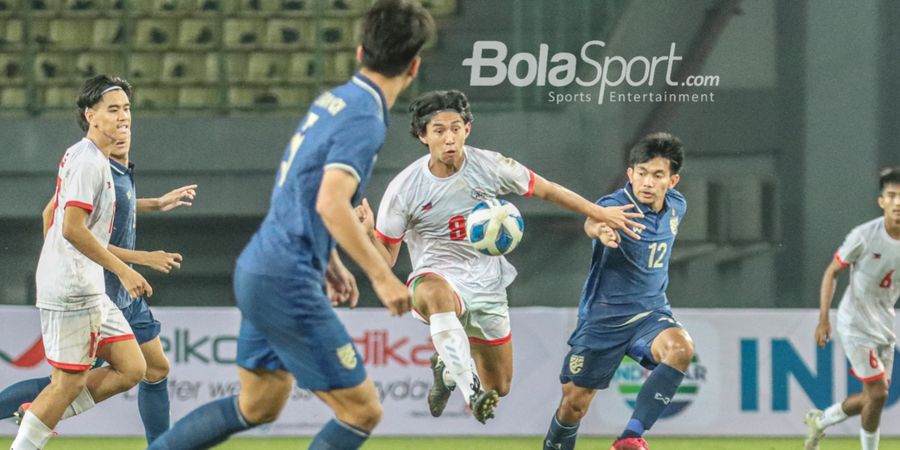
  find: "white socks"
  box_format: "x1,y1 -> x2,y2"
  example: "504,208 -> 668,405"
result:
817,402 -> 849,429
60,386 -> 96,420
430,312 -> 477,405
860,428 -> 879,450
10,410 -> 52,450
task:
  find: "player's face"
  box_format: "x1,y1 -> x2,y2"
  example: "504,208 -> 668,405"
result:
878,183 -> 900,223
419,111 -> 471,167
627,156 -> 680,210
109,135 -> 131,163
87,90 -> 131,146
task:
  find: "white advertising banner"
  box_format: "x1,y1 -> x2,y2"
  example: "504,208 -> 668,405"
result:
0,306 -> 897,437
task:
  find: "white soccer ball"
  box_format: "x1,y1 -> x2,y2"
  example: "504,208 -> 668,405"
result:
466,199 -> 525,256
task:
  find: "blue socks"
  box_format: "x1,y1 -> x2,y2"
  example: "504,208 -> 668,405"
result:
543,410 -> 580,450
147,395 -> 253,450
0,376 -> 51,419
310,418 -> 370,450
621,362 -> 684,438
139,377 -> 171,444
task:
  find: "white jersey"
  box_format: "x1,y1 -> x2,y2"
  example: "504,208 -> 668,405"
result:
375,145 -> 534,297
36,138 -> 116,311
834,217 -> 900,345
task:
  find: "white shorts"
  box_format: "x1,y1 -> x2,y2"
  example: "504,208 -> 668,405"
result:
839,336 -> 894,383
408,272 -> 511,345
40,296 -> 134,371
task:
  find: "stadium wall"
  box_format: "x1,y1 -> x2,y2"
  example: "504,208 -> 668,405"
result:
0,306 -> 897,437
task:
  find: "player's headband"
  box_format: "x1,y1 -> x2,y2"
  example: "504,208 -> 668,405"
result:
84,86 -> 125,113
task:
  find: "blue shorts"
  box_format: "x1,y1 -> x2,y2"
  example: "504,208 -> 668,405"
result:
559,307 -> 682,389
121,297 -> 161,345
233,266 -> 366,392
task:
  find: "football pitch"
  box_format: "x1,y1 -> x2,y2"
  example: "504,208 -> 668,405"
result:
2,436 -> 899,449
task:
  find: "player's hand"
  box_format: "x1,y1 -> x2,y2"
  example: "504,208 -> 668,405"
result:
142,250 -> 183,274
157,184 -> 198,212
371,273 -> 411,316
326,263 -> 359,308
592,223 -> 622,248
814,321 -> 831,348
119,267 -> 153,299
355,198 -> 375,230
593,204 -> 645,240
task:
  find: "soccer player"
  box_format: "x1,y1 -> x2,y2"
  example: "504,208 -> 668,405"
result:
803,167 -> 900,450
0,134 -> 196,444
542,133 -> 691,450
11,75 -> 153,450
355,89 -> 645,424
146,2 -> 434,449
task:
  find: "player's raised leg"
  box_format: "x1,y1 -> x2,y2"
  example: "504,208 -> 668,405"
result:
414,274 -> 497,422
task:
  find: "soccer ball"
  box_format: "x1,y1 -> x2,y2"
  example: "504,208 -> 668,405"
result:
466,199 -> 525,256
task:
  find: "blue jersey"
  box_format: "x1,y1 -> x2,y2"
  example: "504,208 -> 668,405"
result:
578,182 -> 687,318
237,74 -> 389,281
104,158 -> 138,309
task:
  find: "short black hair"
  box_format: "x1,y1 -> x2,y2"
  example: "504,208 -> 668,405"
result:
76,74 -> 133,132
879,166 -> 900,192
408,90 -> 474,139
628,132 -> 684,175
360,0 -> 435,77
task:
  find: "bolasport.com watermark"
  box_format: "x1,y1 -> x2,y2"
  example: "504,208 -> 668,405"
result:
461,40 -> 718,105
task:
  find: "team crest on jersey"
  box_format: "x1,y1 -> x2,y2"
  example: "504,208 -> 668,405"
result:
336,343 -> 357,369
471,188 -> 490,201
568,354 -> 584,374
670,213 -> 679,235
126,191 -> 132,200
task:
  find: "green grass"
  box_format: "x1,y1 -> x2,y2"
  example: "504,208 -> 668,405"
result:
2,436 -> 900,449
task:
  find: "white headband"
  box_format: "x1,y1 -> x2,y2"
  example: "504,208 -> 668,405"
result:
85,86 -> 125,113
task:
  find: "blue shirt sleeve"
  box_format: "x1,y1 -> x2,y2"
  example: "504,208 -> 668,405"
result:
323,113 -> 385,183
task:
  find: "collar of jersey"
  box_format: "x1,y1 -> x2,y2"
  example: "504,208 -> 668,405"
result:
422,146 -> 468,182
352,72 -> 389,127
108,158 -> 133,175
624,182 -> 661,215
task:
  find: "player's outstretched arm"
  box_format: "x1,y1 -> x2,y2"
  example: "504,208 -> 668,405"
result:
108,245 -> 183,274
530,173 -> 645,239
41,195 -> 54,238
137,184 -> 198,213
355,198 -> 401,267
815,258 -> 845,348
61,206 -> 152,298
317,169 -> 410,316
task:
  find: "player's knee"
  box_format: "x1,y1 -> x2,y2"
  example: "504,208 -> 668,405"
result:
121,358 -> 148,389
865,382 -> 889,405
559,393 -> 591,422
339,398 -> 383,431
416,278 -> 456,314
144,357 -> 170,383
240,397 -> 284,425
51,373 -> 88,397
494,379 -> 512,397
244,407 -> 280,425
664,338 -> 694,369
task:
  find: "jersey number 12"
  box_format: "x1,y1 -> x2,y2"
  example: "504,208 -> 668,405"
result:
648,242 -> 668,269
